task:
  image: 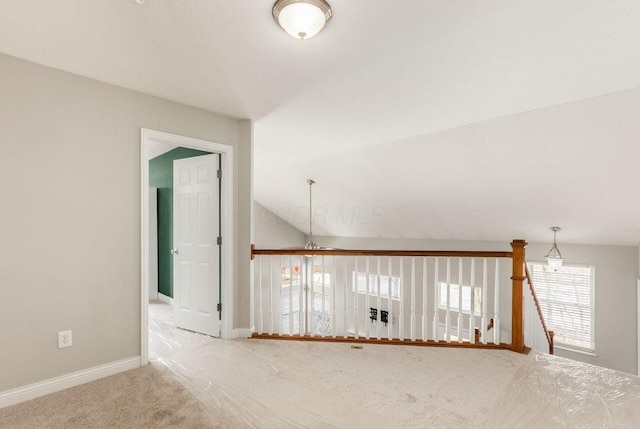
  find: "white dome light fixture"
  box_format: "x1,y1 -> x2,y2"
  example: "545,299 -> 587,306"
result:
272,0 -> 332,40
545,227 -> 564,271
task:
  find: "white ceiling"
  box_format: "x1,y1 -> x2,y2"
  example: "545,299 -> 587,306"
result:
1,1 -> 640,245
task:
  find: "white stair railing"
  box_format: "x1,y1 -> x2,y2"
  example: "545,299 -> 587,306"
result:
252,251 -> 512,347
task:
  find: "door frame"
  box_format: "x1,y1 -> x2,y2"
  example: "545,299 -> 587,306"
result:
140,128 -> 234,366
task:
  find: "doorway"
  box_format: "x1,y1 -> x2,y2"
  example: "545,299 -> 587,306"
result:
140,129 -> 234,367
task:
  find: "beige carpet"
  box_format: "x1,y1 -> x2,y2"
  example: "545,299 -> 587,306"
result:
2,301 -> 640,428
0,363 -> 217,429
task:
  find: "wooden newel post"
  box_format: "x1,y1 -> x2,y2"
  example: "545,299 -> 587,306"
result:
511,240 -> 527,353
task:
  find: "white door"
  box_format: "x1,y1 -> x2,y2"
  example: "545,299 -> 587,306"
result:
173,154 -> 220,337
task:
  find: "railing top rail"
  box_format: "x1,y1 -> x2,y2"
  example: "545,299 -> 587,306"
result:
524,263 -> 553,351
251,245 -> 513,260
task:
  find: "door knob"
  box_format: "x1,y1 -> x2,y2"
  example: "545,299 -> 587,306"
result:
170,249 -> 179,255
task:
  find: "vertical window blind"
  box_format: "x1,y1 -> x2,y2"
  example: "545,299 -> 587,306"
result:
529,262 -> 595,352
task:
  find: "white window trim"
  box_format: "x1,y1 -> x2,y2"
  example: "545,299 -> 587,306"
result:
437,282 -> 482,316
554,345 -> 598,357
352,271 -> 401,301
528,261 -> 596,354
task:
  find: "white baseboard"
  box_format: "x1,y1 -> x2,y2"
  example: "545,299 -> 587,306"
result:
0,356 -> 141,409
232,328 -> 252,339
157,293 -> 173,305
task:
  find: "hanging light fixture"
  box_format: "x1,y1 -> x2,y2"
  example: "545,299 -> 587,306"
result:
545,227 -> 564,271
272,0 -> 333,40
305,179 -> 318,251
280,179 -> 337,256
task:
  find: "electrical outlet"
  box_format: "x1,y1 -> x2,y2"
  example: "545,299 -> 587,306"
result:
58,330 -> 72,349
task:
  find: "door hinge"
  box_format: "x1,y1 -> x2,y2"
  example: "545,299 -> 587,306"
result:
217,169 -> 222,179
217,236 -> 222,245
217,303 -> 222,312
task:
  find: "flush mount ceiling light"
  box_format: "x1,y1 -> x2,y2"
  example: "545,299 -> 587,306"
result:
545,226 -> 564,271
272,0 -> 332,40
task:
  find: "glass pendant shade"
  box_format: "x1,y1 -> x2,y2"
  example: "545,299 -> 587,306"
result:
546,255 -> 563,271
273,0 -> 332,40
545,227 -> 563,271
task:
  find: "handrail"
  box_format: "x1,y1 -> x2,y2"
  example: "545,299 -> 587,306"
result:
251,245 -> 513,260
251,240 -> 527,354
524,263 -> 554,354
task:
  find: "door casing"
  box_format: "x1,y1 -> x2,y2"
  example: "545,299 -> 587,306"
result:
140,128 -> 234,366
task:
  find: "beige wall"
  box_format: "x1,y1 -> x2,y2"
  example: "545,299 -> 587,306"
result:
235,120 -> 253,329
315,235 -> 639,374
0,53 -> 252,392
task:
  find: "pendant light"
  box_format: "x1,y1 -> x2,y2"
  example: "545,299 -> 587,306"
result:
272,0 -> 333,40
305,179 -> 318,251
279,179 -> 336,256
545,227 -> 564,271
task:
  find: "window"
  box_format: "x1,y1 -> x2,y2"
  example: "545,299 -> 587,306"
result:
437,283 -> 482,316
281,265 -> 303,335
311,265 -> 332,336
280,264 -> 332,336
528,262 -> 595,352
352,272 -> 400,300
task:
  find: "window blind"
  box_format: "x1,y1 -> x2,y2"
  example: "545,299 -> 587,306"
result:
529,262 -> 595,352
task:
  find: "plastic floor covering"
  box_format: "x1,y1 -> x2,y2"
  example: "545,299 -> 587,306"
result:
149,301 -> 640,428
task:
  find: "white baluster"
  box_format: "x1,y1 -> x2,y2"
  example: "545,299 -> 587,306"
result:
299,256 -> 304,335
311,258 -> 316,336
387,258 -> 393,340
354,257 -> 359,339
289,256 -> 293,335
269,256 -> 273,335
493,259 -> 500,345
410,257 -> 416,341
365,257 -> 371,340
343,256 -> 348,338
445,258 -> 451,343
332,256 -> 337,338
399,258 -> 405,341
309,259 -> 313,336
321,255 -> 326,338
481,258 -> 488,344
258,256 -> 263,335
457,257 -> 463,343
278,255 -> 283,336
524,287 -> 530,348
433,257 -> 439,342
376,257 -> 381,340
306,257 -> 311,336
422,257 -> 428,342
469,258 -> 476,344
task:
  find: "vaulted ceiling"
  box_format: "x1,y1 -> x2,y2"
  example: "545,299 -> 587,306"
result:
2,1 -> 639,244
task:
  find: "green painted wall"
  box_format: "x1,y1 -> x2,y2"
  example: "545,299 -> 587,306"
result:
149,147 -> 211,298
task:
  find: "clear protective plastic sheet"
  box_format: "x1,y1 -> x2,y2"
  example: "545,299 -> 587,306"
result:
149,302 -> 640,428
149,302 -> 396,428
480,352 -> 640,428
